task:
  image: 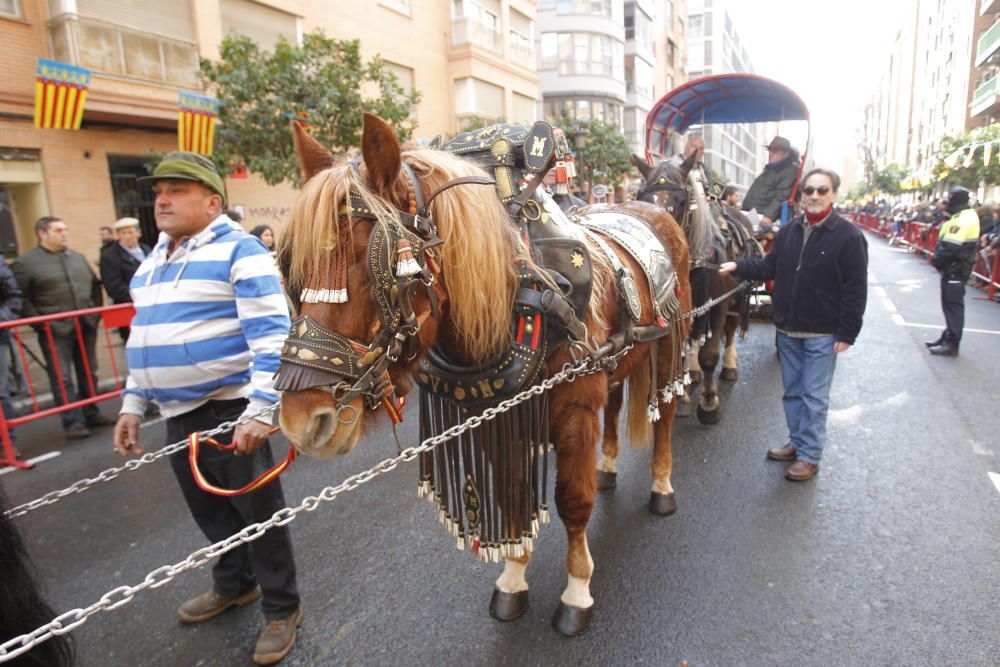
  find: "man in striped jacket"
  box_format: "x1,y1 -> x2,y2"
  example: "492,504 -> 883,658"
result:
112,152 -> 300,666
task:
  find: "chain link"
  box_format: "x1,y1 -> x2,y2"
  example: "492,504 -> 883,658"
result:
3,405 -> 279,520
0,346 -> 633,664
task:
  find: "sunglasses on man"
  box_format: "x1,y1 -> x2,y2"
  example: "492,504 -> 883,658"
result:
802,186 -> 830,196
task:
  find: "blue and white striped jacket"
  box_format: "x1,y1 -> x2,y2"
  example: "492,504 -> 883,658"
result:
120,216 -> 290,421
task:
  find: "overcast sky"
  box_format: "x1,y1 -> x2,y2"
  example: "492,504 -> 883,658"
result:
724,0 -> 908,169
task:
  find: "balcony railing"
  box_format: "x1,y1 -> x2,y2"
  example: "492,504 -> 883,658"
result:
48,14 -> 201,88
971,76 -> 1000,117
452,18 -> 501,53
976,18 -> 1000,66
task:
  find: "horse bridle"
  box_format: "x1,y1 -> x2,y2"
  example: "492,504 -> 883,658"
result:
273,160 -> 494,421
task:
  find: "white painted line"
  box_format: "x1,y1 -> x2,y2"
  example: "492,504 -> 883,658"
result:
874,286 -> 888,298
900,322 -> 1000,335
0,450 -> 61,475
881,298 -> 898,314
989,472 -> 1000,495
891,313 -> 905,326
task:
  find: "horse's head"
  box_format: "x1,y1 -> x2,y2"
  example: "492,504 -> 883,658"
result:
277,115 -> 522,458
633,153 -> 691,224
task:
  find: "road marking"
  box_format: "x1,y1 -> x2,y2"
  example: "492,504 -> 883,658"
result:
891,313 -> 905,326
989,472 -> 1000,495
899,321 -> 1000,335
0,450 -> 61,475
874,286 -> 888,298
881,298 -> 897,314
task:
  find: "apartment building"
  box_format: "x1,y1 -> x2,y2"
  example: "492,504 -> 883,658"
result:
969,0 -> 1000,128
685,0 -> 766,191
0,0 -> 539,260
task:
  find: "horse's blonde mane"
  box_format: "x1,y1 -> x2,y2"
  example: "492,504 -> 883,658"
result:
283,148 -> 524,362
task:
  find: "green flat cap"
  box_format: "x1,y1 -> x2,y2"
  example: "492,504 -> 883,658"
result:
139,151 -> 228,206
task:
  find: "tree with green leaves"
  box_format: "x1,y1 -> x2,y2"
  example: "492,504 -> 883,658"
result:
931,124 -> 1000,187
552,117 -> 632,187
873,163 -> 911,195
200,31 -> 420,186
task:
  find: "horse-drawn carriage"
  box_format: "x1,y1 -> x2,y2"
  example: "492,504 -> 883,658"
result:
641,73 -> 812,319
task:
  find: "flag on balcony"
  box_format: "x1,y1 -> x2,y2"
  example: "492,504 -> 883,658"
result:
178,91 -> 219,156
34,58 -> 91,130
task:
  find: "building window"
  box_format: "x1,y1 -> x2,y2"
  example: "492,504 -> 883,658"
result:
220,0 -> 298,49
512,92 -> 537,124
509,9 -> 534,68
384,61 -> 416,120
454,76 -> 504,125
378,0 -> 411,15
624,3 -> 652,49
539,31 -> 624,79
452,0 -> 501,53
689,14 -> 703,39
48,12 -> 200,87
543,96 -> 623,131
540,0 -> 613,18
0,0 -> 21,19
626,55 -> 652,98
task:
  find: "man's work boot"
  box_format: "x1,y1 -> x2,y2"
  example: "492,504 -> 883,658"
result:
924,337 -> 943,348
177,586 -> 261,624
253,606 -> 303,665
928,343 -> 958,356
766,444 -> 796,461
785,460 -> 820,481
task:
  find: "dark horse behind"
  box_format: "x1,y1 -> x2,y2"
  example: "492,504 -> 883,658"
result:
633,152 -> 762,424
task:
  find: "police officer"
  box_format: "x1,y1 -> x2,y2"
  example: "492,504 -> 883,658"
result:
927,187 -> 980,356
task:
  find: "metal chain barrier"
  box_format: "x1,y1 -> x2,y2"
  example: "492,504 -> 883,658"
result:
3,405 -> 279,520
0,346 -> 632,664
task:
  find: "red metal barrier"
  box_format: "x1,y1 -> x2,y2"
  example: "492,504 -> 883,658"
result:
972,247 -> 1000,300
0,303 -> 135,470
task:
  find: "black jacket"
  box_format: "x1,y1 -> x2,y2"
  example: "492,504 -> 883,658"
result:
742,153 -> 799,221
99,241 -> 151,304
735,212 -> 868,344
0,262 -> 22,341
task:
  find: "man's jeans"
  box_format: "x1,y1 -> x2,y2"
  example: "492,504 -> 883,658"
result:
0,335 -> 16,443
37,324 -> 101,431
776,332 -> 838,464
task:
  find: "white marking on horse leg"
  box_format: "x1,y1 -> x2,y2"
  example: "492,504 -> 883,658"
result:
652,476 -> 674,495
597,454 -> 617,473
560,540 -> 594,608
686,345 -> 702,372
496,558 -> 529,594
723,340 -> 738,369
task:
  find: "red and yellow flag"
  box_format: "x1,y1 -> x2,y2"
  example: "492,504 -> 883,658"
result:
178,91 -> 219,156
34,58 -> 91,130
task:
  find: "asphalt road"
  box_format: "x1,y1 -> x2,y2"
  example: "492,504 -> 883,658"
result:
2,231 -> 998,666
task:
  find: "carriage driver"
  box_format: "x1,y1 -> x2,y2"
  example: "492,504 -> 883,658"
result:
112,152 -> 301,665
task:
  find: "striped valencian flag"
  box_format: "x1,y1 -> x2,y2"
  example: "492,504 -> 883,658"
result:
178,91 -> 219,156
34,58 -> 91,130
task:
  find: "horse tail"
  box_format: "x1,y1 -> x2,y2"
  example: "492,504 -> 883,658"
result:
626,359 -> 652,448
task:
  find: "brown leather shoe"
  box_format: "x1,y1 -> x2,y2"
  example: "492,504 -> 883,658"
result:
177,586 -> 261,624
785,459 -> 820,481
766,444 -> 796,461
253,606 -> 303,665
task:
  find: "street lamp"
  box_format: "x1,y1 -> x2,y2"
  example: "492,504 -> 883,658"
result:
573,126 -> 587,198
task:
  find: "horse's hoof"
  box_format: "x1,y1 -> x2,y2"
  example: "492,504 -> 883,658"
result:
689,370 -> 703,384
596,470 -> 617,491
648,491 -> 677,516
696,404 -> 721,425
552,601 -> 593,636
490,588 -> 529,621
719,367 -> 738,382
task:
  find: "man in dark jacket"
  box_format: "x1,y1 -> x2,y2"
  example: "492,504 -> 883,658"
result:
927,187 -> 980,356
11,217 -> 113,440
721,168 -> 868,481
742,136 -> 800,230
99,217 -> 150,342
0,262 -> 22,453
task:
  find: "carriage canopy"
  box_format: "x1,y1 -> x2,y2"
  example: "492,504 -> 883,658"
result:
644,73 -> 810,161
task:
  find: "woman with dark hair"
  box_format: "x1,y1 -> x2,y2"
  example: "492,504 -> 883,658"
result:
0,485 -> 74,666
250,225 -> 275,251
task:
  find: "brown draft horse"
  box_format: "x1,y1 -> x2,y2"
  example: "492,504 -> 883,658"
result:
277,115 -> 691,636
633,153 -> 758,425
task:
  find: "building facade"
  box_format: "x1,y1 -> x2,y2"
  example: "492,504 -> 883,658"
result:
685,0 -> 766,191
0,0 -> 539,261
969,0 -> 1000,128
